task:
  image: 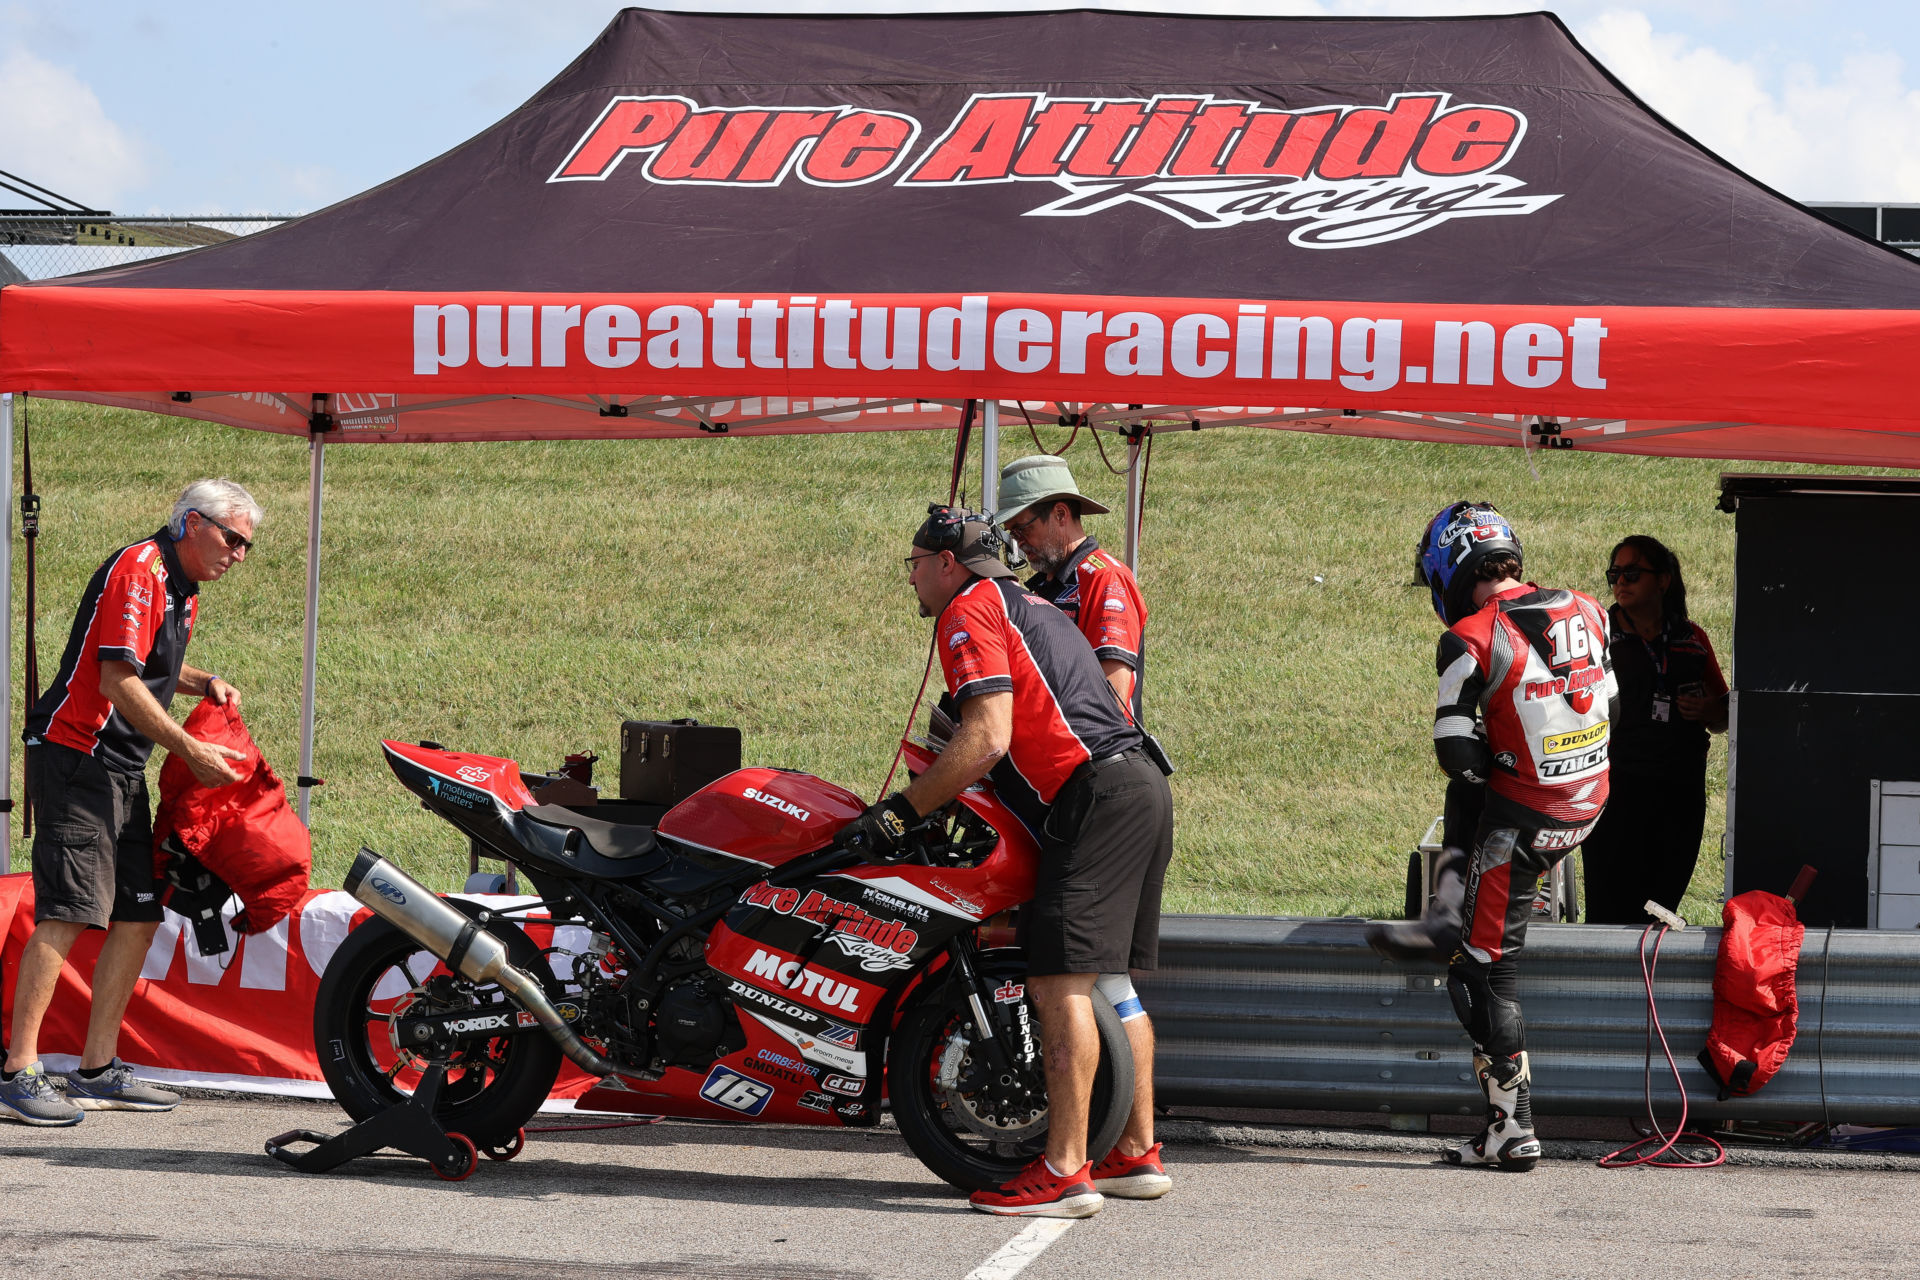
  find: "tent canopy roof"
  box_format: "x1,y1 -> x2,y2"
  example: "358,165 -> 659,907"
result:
4,7 -> 1917,464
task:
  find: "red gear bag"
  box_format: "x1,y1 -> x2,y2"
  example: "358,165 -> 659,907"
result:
152,699 -> 312,934
1697,888 -> 1806,1099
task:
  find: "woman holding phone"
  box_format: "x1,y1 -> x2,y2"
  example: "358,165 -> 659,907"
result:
1580,536 -> 1730,924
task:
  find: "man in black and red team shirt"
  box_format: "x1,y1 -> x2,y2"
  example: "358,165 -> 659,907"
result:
992,455 -> 1148,723
0,480 -> 259,1129
1368,501 -> 1616,1171
838,505 -> 1174,1218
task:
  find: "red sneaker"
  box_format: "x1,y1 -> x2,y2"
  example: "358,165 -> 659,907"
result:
968,1157 -> 1104,1218
1091,1142 -> 1172,1199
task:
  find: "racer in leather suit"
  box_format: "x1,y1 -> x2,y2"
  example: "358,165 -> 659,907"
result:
1369,501 -> 1617,1171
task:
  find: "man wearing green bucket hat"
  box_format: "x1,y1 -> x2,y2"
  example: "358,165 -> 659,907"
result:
993,455 -> 1148,724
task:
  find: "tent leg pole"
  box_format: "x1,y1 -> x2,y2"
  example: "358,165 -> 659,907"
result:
297,435 -> 325,825
1124,427 -> 1144,572
0,393 -> 12,873
981,399 -> 999,512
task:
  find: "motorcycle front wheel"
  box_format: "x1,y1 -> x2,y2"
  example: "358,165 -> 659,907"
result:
889,960 -> 1135,1193
313,900 -> 563,1148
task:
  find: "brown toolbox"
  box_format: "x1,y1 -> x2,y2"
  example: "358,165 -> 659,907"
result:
618,719 -> 742,805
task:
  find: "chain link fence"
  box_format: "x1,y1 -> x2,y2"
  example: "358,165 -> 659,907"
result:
0,215 -> 290,283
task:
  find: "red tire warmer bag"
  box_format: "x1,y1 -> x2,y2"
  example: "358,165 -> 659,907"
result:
152,699 -> 312,934
1697,889 -> 1806,1099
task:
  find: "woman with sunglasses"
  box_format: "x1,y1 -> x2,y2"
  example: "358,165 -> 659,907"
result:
1580,536 -> 1728,925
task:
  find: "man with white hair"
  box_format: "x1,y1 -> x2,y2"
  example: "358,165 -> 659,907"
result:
0,479 -> 261,1127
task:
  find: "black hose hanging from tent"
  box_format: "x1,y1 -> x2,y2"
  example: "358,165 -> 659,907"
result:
19,394 -> 40,836
947,399 -> 975,505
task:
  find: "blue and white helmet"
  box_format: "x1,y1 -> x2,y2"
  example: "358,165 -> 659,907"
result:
1416,501 -> 1523,626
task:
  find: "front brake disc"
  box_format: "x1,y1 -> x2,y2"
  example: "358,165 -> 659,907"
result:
933,1017 -> 1047,1141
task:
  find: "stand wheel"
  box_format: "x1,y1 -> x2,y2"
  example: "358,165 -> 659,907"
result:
483,1128 -> 526,1162
433,1132 -> 478,1182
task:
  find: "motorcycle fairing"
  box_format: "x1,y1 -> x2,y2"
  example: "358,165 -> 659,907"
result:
655,767 -> 866,866
575,1006 -> 872,1126
381,740 -> 536,862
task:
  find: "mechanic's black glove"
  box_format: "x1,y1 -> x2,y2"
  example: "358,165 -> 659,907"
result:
838,793 -> 921,863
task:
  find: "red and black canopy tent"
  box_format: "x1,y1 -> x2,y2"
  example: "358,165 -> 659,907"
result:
2,7 -> 1917,864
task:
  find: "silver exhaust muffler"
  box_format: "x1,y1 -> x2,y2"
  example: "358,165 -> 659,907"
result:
344,847 -> 623,1080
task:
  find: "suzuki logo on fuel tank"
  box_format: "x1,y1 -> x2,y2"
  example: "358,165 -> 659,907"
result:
743,787 -> 811,822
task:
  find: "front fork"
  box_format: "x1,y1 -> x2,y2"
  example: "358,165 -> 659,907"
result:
944,934 -> 1034,1076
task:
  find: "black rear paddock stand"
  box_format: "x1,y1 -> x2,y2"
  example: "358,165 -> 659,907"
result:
265,1065 -> 482,1181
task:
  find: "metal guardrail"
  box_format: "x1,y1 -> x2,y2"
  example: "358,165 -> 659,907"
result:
1141,916 -> 1920,1125
0,216 -> 288,282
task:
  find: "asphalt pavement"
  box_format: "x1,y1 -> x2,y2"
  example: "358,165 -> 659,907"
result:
3,1094 -> 1918,1279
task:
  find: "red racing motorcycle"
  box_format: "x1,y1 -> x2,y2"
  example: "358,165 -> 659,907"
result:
308,736 -> 1132,1187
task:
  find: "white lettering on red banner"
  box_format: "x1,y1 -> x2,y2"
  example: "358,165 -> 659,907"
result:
414,298 -> 1608,393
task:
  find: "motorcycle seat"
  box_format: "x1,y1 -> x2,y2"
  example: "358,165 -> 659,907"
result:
522,805 -> 659,860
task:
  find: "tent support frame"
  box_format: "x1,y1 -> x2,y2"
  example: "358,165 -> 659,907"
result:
297,428 -> 325,823
0,393 -> 12,872
981,399 -> 999,512
1124,423 -> 1143,570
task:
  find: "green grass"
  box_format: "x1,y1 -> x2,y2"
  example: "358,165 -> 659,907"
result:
6,398 -> 1882,922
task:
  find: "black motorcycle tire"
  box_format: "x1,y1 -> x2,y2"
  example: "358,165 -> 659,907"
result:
313,900 -> 563,1148
889,964 -> 1135,1193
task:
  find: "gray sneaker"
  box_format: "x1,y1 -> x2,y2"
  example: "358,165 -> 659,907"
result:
0,1062 -> 84,1126
64,1059 -> 180,1112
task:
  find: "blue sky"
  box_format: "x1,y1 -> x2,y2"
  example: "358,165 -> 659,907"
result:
6,1 -> 1920,214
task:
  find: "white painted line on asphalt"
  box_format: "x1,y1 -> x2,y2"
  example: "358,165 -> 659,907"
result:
965,1219 -> 1078,1280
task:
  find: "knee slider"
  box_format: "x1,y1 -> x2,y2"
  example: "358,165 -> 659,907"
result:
1447,967 -> 1486,1042
1095,973 -> 1145,1022
1446,964 -> 1524,1058
1480,989 -> 1525,1059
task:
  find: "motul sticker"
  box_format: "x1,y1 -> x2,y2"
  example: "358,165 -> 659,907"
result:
549,90 -> 1557,248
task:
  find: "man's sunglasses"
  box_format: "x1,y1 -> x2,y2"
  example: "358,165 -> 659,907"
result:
1604,566 -> 1648,585
194,510 -> 253,552
1003,510 -> 1046,540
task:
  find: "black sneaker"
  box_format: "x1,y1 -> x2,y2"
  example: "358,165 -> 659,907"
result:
0,1062 -> 84,1126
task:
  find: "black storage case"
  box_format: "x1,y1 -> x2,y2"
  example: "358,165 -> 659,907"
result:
1721,474 -> 1920,927
619,719 -> 742,805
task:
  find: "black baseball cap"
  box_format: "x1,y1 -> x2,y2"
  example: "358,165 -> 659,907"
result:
913,504 -> 1017,579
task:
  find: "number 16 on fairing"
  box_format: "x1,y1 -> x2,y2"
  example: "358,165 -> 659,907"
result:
700,1067 -> 773,1115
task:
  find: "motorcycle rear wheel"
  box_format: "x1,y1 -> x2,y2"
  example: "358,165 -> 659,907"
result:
889,966 -> 1134,1193
313,901 -> 563,1148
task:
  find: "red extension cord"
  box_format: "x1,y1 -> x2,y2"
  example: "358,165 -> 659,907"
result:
1596,921 -> 1726,1169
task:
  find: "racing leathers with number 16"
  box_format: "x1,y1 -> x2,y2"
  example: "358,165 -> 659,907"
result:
1368,501 -> 1617,1172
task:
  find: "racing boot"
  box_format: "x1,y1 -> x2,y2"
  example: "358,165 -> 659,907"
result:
1447,1051 -> 1540,1172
